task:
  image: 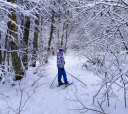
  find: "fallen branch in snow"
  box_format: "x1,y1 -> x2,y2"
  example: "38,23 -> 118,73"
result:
66,90 -> 106,114
31,74 -> 45,86
0,81 -> 43,114
120,0 -> 128,6
17,81 -> 44,114
73,92 -> 106,114
0,96 -> 17,114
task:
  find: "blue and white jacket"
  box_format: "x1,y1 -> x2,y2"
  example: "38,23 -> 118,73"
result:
57,52 -> 65,68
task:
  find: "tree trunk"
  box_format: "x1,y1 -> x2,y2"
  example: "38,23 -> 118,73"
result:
119,30 -> 128,54
61,23 -> 64,48
7,0 -> 24,80
45,10 -> 55,63
65,23 -> 68,52
0,31 -> 1,64
22,16 -> 30,69
48,10 -> 54,52
32,14 -> 39,67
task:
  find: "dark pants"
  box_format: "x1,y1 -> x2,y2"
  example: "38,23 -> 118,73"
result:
58,67 -> 68,82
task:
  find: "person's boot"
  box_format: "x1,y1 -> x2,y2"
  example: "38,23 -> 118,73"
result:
58,81 -> 64,86
65,81 -> 69,85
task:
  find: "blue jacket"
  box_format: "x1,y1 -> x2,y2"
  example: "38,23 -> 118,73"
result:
57,52 -> 65,68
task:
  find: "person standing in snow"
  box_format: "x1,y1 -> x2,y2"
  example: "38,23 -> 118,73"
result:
57,49 -> 68,86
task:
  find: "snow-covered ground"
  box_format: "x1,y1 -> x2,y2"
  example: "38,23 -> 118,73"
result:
0,55 -> 128,114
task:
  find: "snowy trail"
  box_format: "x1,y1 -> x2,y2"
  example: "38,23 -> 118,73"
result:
37,56 -> 82,114
0,55 -> 127,114
26,55 -> 99,114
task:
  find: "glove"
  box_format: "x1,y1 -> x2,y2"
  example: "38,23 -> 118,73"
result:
60,68 -> 64,71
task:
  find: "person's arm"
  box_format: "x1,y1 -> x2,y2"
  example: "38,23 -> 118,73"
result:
57,54 -> 64,70
60,56 -> 64,70
57,54 -> 61,67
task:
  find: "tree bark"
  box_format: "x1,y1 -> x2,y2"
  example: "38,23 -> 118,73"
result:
119,30 -> 128,54
22,16 -> 30,69
48,10 -> 54,52
61,23 -> 64,48
32,14 -> 39,67
0,31 -> 1,64
65,23 -> 68,52
7,0 -> 24,80
45,9 -> 55,63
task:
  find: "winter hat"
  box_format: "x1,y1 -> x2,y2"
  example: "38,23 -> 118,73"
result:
59,48 -> 64,52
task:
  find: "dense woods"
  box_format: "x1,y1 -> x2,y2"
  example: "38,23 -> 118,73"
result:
0,0 -> 128,113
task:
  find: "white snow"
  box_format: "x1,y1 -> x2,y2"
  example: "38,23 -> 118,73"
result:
0,55 -> 128,114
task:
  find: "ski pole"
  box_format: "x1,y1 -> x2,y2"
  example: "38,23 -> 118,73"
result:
50,74 -> 58,88
66,71 -> 87,86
